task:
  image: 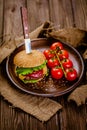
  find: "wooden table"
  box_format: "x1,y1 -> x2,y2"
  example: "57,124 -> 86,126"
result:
0,0 -> 87,130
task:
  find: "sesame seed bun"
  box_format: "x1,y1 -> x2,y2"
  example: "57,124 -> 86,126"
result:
13,50 -> 46,68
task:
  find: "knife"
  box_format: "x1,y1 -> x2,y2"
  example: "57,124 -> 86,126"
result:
21,7 -> 31,54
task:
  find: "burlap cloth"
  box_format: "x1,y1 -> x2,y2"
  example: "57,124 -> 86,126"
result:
0,21 -> 87,121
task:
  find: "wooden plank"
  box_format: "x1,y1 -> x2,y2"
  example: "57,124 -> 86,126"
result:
80,0 -> 87,29
3,0 -> 26,40
46,113 -> 60,130
0,0 -> 4,45
48,0 -> 74,29
72,0 -> 87,29
59,98 -> 87,130
29,116 -> 47,130
66,103 -> 87,130
1,98 -> 31,130
0,1 -> 4,130
27,0 -> 49,32
37,120 -> 47,130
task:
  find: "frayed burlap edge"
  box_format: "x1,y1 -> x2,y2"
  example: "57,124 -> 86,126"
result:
0,70 -> 62,122
68,84 -> 87,106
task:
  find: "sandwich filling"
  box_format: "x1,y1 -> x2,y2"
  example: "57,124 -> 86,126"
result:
15,61 -> 47,83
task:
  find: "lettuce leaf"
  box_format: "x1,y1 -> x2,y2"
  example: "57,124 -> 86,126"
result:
16,61 -> 47,75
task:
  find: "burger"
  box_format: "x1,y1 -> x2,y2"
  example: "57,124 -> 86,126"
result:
13,50 -> 48,83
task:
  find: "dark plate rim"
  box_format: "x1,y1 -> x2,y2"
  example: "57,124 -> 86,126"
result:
6,38 -> 85,97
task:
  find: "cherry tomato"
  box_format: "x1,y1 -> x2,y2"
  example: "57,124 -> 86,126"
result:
58,49 -> 69,60
66,68 -> 77,81
50,42 -> 63,51
51,67 -> 63,79
62,59 -> 73,69
43,49 -> 55,59
47,58 -> 60,68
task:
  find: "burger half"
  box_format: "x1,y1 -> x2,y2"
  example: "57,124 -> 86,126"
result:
13,50 -> 48,83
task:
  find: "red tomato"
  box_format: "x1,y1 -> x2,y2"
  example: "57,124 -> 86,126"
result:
47,58 -> 60,68
58,49 -> 69,60
50,42 -> 63,51
62,59 -> 73,69
66,68 -> 77,81
51,67 -> 63,79
43,49 -> 55,59
25,70 -> 43,79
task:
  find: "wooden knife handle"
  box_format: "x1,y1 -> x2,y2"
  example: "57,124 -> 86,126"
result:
21,7 -> 29,39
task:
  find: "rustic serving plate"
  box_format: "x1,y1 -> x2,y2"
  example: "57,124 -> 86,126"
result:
6,38 -> 84,97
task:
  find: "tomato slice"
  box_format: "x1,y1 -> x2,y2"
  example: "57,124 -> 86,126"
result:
25,70 -> 43,80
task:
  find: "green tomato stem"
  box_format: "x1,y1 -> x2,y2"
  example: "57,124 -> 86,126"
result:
54,50 -> 67,77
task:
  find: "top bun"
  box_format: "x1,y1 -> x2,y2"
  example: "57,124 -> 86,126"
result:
13,50 -> 46,68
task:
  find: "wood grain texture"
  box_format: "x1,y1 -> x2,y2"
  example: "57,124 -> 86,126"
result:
0,0 -> 4,129
0,0 -> 87,130
72,0 -> 87,29
59,98 -> 87,130
0,0 -> 3,44
49,0 -> 74,29
3,0 -> 26,40
27,0 -> 49,32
